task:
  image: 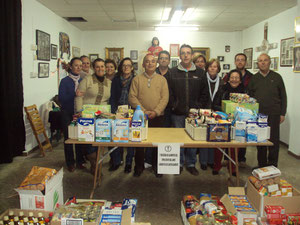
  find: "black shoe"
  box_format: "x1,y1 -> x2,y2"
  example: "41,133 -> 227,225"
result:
201,164 -> 207,170
67,165 -> 75,172
124,165 -> 131,173
208,163 -> 214,169
155,173 -> 163,178
133,170 -> 142,177
109,164 -> 120,171
212,170 -> 219,175
187,167 -> 199,176
232,172 -> 236,177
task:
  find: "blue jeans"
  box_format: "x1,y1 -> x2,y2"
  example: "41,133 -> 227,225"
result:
110,147 -> 135,166
145,148 -> 152,165
171,114 -> 197,167
199,148 -> 214,165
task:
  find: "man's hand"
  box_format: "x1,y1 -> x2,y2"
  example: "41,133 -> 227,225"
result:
280,115 -> 285,124
145,111 -> 157,119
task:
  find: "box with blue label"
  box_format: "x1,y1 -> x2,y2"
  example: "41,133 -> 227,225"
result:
207,123 -> 231,142
112,119 -> 129,143
95,119 -> 112,142
77,118 -> 95,142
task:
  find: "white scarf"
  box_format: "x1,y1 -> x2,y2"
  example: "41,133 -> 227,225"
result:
69,72 -> 80,91
206,72 -> 220,102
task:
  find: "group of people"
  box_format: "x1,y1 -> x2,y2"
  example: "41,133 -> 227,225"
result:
58,44 -> 287,179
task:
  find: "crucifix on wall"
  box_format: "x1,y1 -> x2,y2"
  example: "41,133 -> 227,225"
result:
255,22 -> 278,53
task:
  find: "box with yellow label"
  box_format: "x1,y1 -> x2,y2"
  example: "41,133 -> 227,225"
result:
222,100 -> 259,114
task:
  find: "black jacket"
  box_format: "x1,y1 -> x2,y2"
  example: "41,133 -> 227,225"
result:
166,63 -> 208,116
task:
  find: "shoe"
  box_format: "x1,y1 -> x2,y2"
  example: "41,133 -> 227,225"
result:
155,173 -> 163,178
221,160 -> 228,167
212,170 -> 219,175
67,165 -> 75,172
208,163 -> 214,169
239,161 -> 247,168
187,167 -> 199,176
144,162 -> 152,169
133,170 -> 142,177
124,165 -> 131,173
200,164 -> 207,170
180,167 -> 183,174
77,163 -> 86,170
109,164 -> 120,171
232,172 -> 236,177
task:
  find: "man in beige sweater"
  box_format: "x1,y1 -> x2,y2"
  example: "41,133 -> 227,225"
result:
129,54 -> 169,178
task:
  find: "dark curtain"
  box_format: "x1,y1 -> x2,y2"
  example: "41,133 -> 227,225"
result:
0,0 -> 25,163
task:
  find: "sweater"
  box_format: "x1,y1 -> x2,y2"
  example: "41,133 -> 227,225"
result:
128,72 -> 169,116
248,70 -> 287,116
75,74 -> 111,112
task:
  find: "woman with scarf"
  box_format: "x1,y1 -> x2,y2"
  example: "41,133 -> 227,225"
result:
109,57 -> 135,173
59,57 -> 86,172
201,59 -> 224,171
75,58 -> 112,173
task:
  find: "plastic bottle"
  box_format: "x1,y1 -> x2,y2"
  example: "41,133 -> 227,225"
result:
0,220 -> 4,225
28,213 -> 34,224
8,212 -> 14,222
37,213 -> 44,225
33,218 -> 39,225
18,212 -> 24,223
13,217 -> 19,225
23,218 -> 29,225
132,105 -> 144,127
3,217 -> 10,225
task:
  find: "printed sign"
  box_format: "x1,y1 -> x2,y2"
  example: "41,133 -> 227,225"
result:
157,143 -> 180,174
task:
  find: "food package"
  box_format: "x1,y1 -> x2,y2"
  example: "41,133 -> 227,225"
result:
252,166 -> 281,180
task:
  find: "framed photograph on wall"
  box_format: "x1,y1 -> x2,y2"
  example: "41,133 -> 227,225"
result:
192,47 -> 210,61
295,17 -> 300,43
171,58 -> 179,68
72,46 -> 81,58
217,56 -> 224,62
170,44 -> 180,57
59,32 -> 71,59
133,62 -> 138,71
89,54 -> 99,63
38,63 -> 49,78
223,64 -> 230,70
36,30 -> 50,61
280,37 -> 294,67
243,48 -> 253,69
51,44 -> 58,59
270,57 -> 279,71
105,48 -> 124,67
253,60 -> 259,72
293,46 -> 300,72
130,50 -> 138,60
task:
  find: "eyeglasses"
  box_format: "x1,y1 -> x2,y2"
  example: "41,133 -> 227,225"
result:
180,52 -> 192,56
122,64 -> 132,68
159,57 -> 169,60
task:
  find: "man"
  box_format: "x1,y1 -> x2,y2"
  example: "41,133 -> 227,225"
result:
79,55 -> 92,78
156,50 -> 171,76
248,53 -> 287,168
224,53 -> 253,166
129,54 -> 169,177
166,44 -> 208,176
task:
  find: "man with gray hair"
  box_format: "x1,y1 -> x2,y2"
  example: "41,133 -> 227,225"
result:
248,53 -> 287,168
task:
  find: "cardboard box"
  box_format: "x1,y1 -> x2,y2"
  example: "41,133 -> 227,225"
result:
95,119 -> 112,142
246,179 -> 300,215
221,187 -> 258,225
112,119 -> 129,143
222,100 -> 259,114
15,168 -> 63,211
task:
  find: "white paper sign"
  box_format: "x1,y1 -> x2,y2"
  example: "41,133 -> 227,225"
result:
157,143 -> 180,174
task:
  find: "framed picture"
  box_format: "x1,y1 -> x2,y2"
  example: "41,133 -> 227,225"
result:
223,64 -> 230,70
51,44 -> 58,59
36,30 -> 50,61
59,32 -> 71,59
130,50 -> 138,60
192,47 -> 210,61
217,56 -> 224,62
133,62 -> 138,71
270,57 -> 279,71
243,48 -> 253,69
170,44 -> 180,57
225,45 -> 230,52
171,58 -> 179,68
105,47 -> 124,67
280,37 -> 294,67
38,63 -> 49,78
253,60 -> 259,72
72,46 -> 81,58
89,54 -> 99,63
293,46 -> 300,72
295,17 -> 300,43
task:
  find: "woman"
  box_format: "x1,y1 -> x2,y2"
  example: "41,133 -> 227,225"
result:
105,59 -> 117,81
213,69 -> 245,175
200,59 -> 224,171
79,55 -> 92,79
58,57 -> 85,172
109,57 -> 135,173
193,54 -> 207,70
75,58 -> 112,173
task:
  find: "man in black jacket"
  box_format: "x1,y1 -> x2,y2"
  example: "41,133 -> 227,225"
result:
166,44 -> 208,175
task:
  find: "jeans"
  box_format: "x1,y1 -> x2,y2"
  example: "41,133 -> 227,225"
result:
199,148 -> 214,165
171,114 -> 197,167
110,147 -> 135,166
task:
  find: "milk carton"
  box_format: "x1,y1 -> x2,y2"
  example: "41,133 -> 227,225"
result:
112,119 -> 129,142
95,119 -> 112,142
77,118 -> 95,142
235,121 -> 246,142
246,122 -> 258,143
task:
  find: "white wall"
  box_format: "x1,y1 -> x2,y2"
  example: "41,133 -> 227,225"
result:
241,6 -> 300,154
22,0 -> 82,151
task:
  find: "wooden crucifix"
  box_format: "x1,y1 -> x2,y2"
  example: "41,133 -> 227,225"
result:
255,22 -> 278,53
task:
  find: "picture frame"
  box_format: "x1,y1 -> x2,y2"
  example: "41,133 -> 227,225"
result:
270,57 -> 279,71
171,58 -> 179,68
295,17 -> 300,43
223,64 -> 230,70
192,47 -> 210,61
280,37 -> 294,67
38,63 -> 49,78
51,44 -> 58,59
225,45 -> 230,52
130,50 -> 138,60
133,62 -> 138,71
170,44 -> 180,57
36,30 -> 50,61
293,46 -> 300,72
72,46 -> 81,58
217,56 -> 224,62
89,54 -> 99,63
59,32 -> 71,59
243,48 -> 253,69
105,47 -> 124,67
253,60 -> 259,72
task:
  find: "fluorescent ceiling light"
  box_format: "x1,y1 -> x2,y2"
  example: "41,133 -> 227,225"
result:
171,10 -> 184,24
182,8 -> 194,21
155,25 -> 199,31
162,7 -> 172,21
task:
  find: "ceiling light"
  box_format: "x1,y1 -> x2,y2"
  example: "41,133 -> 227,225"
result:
182,8 -> 194,21
155,25 -> 199,31
171,10 -> 184,24
162,8 -> 172,21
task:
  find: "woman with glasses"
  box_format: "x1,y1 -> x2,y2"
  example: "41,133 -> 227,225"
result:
109,57 -> 135,173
